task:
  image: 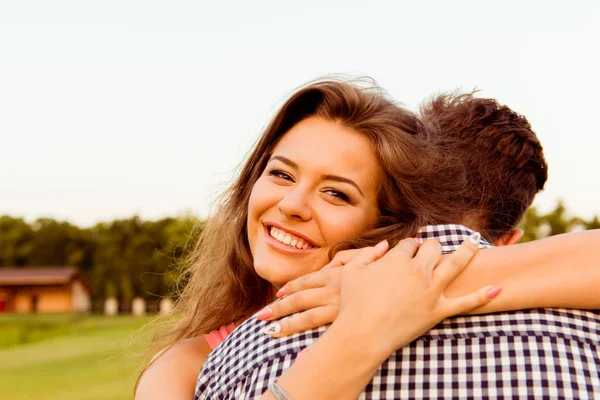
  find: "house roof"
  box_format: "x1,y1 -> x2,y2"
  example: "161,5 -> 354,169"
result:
0,267 -> 83,286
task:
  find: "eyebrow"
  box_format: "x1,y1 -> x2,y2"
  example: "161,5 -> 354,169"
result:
269,155 -> 298,169
269,155 -> 365,198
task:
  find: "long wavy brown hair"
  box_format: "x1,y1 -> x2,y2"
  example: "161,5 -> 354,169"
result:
150,79 -> 469,357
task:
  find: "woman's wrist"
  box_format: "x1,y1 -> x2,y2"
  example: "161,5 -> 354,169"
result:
272,318 -> 391,400
327,316 -> 394,363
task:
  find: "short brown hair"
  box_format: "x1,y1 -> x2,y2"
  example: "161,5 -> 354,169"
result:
420,92 -> 548,241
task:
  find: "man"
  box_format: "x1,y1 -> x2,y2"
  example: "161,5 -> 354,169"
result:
196,93 -> 600,399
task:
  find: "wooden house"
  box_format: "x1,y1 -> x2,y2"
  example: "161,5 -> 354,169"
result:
0,267 -> 91,313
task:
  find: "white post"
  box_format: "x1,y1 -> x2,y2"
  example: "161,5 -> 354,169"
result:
104,297 -> 118,316
132,297 -> 146,316
159,297 -> 174,314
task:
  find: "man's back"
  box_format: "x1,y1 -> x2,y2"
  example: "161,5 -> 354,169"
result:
197,307 -> 600,399
197,226 -> 600,399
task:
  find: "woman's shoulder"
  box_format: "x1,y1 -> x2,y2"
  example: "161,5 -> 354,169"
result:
135,336 -> 213,400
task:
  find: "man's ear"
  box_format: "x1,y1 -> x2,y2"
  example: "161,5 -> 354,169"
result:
493,229 -> 524,247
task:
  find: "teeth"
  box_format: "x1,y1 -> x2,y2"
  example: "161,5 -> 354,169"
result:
269,227 -> 312,249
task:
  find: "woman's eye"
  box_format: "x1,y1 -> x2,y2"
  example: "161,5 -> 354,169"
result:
323,189 -> 350,203
268,169 -> 294,181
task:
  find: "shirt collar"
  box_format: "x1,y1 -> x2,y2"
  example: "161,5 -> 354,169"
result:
416,224 -> 493,254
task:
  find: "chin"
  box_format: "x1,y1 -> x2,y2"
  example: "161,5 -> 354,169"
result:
251,244 -> 329,287
254,261 -> 300,288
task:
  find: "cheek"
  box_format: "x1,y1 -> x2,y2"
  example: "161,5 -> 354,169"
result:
247,179 -> 275,247
319,208 -> 377,247
248,179 -> 269,215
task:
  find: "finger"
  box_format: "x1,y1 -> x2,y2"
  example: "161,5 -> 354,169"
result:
412,239 -> 443,277
434,232 -> 481,288
372,239 -> 390,259
322,248 -> 361,270
324,240 -> 389,270
279,269 -> 330,298
268,305 -> 338,338
439,284 -> 502,317
269,288 -> 328,320
385,237 -> 420,261
345,241 -> 389,269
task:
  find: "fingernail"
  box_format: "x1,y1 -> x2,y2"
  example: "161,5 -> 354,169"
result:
374,240 -> 388,253
256,306 -> 272,320
263,322 -> 281,335
276,287 -> 285,298
486,286 -> 502,298
414,237 -> 423,246
469,232 -> 481,246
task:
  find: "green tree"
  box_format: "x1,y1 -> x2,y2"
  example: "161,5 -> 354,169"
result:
0,216 -> 34,266
542,201 -> 574,236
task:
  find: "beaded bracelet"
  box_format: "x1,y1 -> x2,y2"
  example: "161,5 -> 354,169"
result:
269,380 -> 293,400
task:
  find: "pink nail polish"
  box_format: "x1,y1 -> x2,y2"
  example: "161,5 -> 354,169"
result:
276,287 -> 285,298
374,240 -> 388,253
256,306 -> 273,320
486,286 -> 502,298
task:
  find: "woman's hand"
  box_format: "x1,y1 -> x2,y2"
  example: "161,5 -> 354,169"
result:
257,242 -> 387,337
334,233 -> 501,357
263,233 -> 501,400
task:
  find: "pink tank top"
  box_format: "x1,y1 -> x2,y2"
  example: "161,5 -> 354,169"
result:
204,323 -> 237,350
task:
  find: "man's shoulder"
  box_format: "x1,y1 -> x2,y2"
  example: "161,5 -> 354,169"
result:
197,316 -> 325,396
425,308 -> 600,344
203,308 -> 600,364
368,309 -> 600,398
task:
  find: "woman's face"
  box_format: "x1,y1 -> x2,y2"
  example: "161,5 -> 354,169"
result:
247,116 -> 382,288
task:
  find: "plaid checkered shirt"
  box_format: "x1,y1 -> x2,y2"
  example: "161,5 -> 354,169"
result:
196,224 -> 600,399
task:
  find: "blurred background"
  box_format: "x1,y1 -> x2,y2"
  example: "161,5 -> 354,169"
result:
1,1 -> 598,399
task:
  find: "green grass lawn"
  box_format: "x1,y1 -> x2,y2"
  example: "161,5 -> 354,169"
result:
0,314 -> 156,400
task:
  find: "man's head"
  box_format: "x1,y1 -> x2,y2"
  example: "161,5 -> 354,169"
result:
420,92 -> 548,245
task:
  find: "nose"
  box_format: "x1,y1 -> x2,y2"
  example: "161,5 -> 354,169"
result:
277,186 -> 313,221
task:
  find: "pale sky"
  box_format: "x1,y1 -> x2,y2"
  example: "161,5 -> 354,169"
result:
1,0 -> 599,227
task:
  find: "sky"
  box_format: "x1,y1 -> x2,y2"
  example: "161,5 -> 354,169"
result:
1,0 -> 599,227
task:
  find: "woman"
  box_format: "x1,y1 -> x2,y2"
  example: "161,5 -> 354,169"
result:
135,79 -> 599,399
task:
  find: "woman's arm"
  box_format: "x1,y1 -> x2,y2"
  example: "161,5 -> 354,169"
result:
259,229 -> 600,337
446,230 -> 600,313
261,321 -> 390,400
135,337 -> 212,400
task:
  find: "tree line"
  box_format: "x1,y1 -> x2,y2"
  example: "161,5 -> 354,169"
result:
0,214 -> 200,310
0,202 -> 598,307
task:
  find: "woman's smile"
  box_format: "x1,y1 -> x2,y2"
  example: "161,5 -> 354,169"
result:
263,222 -> 319,255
